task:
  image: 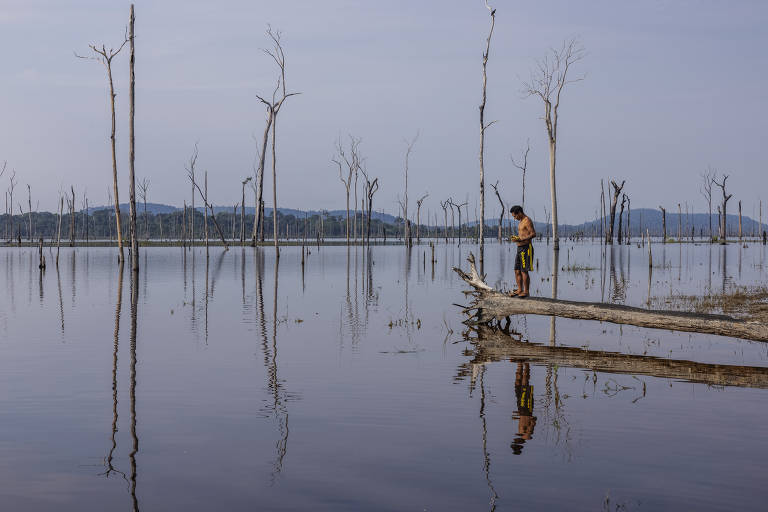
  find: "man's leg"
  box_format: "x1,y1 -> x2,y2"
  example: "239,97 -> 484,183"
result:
520,271 -> 530,297
514,270 -> 522,294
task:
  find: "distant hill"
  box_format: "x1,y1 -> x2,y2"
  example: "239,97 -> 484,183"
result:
88,203 -> 400,224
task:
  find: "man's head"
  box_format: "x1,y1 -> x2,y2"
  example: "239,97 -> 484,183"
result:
509,205 -> 524,221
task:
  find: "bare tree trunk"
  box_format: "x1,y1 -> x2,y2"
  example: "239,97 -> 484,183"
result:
600,179 -> 606,245
606,180 -> 624,244
204,171 -> 209,250
56,197 -> 63,266
128,4 -> 138,271
713,175 -> 732,245
626,196 -> 631,244
738,200 -> 742,240
618,193 -> 626,244
27,184 -> 32,242
479,4 -> 496,269
252,110 -> 273,246
272,111 -> 279,256
69,186 -> 76,247
677,203 -> 682,242
182,201 -> 187,248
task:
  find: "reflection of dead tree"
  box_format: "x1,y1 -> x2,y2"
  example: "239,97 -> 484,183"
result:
712,174 -> 733,244
76,33 -> 128,261
128,269 -> 139,511
523,38 -> 585,251
478,365 -> 498,510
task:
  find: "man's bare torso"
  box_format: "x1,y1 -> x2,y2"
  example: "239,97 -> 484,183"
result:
517,216 -> 535,246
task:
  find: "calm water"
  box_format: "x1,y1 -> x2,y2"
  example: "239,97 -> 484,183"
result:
1,241 -> 767,511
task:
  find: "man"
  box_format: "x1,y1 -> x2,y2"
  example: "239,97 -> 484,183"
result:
509,205 -> 535,297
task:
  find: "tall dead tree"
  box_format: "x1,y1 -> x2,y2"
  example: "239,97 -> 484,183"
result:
523,38 -> 585,251
712,174 -> 732,244
700,168 -> 714,242
738,200 -> 742,240
128,5 -> 138,271
511,139 -> 530,212
253,26 -> 299,256
659,206 -> 667,242
402,133 -> 419,244
677,203 -> 682,241
605,180 -> 624,244
626,195 -> 631,244
77,32 -> 128,262
490,181 -> 504,242
478,1 -> 497,269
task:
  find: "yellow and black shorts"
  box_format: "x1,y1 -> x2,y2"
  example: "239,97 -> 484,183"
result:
515,244 -> 534,272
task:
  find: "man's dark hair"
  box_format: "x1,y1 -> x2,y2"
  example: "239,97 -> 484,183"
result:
509,205 -> 524,215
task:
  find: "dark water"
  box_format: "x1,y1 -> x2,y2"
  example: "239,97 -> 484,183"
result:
1,241 -> 767,511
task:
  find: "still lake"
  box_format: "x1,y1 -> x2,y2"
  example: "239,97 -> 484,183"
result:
1,241 -> 766,511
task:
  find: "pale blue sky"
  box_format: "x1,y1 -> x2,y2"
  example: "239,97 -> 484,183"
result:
1,0 -> 766,222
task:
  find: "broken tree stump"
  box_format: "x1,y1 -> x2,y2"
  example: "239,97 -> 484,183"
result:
453,252 -> 768,343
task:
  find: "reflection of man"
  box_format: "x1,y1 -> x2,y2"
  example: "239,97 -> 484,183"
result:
511,362 -> 536,455
509,205 -> 535,298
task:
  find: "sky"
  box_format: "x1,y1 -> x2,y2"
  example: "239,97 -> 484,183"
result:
1,0 -> 767,223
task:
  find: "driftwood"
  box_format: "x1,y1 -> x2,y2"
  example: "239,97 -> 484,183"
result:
465,325 -> 768,389
453,252 -> 768,342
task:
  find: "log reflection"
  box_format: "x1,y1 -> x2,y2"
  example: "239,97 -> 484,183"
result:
128,269 -> 139,511
102,260 -> 125,481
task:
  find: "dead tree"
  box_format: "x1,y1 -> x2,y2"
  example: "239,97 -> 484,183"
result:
510,139 -> 530,212
712,174 -> 732,244
137,177 -> 149,240
490,181 -> 504,242
76,32 -> 128,262
523,38 -> 585,251
416,193 -> 428,243
617,193 -> 626,243
26,184 -> 32,241
128,4 -> 138,271
241,176 -> 251,245
204,171 -> 209,248
333,136 -> 359,244
402,133 -> 419,244
677,203 -> 682,241
605,180 -> 624,244
700,168 -> 715,242
738,200 -> 742,240
7,169 -> 16,243
187,155 -> 228,250
56,196 -> 63,266
68,186 -> 76,247
361,166 -> 379,245
659,206 -> 667,242
478,1 -> 497,268
253,26 -> 300,255
440,199 -> 450,242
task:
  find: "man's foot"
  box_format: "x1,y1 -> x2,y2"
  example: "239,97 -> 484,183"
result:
517,292 -> 529,298
509,289 -> 521,297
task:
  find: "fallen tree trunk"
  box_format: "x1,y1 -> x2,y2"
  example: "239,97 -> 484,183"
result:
453,252 -> 768,342
465,325 -> 768,389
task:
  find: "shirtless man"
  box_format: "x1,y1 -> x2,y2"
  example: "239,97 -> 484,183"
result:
509,205 -> 535,297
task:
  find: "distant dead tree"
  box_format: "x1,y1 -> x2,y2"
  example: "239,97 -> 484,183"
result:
252,26 -> 300,255
187,148 -> 228,250
439,199 -> 450,242
26,184 -> 32,241
700,167 -> 715,241
7,169 -> 17,242
712,174 -> 732,244
402,132 -> 419,244
523,37 -> 585,251
76,30 -> 128,261
478,1 -> 497,270
659,206 -> 667,242
511,139 -> 530,212
490,181 -> 504,242
617,193 -> 627,243
361,165 -> 379,245
137,177 -> 149,240
416,193 -> 428,243
333,136 -> 360,244
241,176 -> 252,245
67,186 -> 76,247
605,180 -> 624,244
